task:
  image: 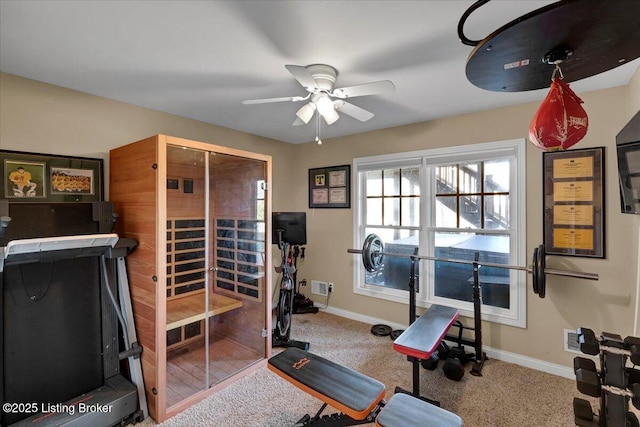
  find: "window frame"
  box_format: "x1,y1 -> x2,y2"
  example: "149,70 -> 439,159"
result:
352,139 -> 527,327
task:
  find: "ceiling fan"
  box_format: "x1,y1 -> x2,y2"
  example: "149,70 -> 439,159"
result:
242,64 -> 395,126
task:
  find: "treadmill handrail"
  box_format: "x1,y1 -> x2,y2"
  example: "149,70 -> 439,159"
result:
3,233 -> 118,257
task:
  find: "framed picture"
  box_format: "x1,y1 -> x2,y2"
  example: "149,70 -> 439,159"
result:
309,164 -> 350,208
542,147 -> 605,258
1,150 -> 103,202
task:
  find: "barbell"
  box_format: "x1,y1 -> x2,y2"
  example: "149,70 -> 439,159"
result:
348,234 -> 599,298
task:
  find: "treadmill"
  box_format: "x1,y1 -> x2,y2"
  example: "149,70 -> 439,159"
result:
0,201 -> 147,427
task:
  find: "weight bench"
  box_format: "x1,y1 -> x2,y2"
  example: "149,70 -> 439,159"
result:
393,304 -> 460,403
376,393 -> 462,427
268,347 -> 462,426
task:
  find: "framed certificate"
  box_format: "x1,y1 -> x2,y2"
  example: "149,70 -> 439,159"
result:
309,165 -> 350,208
543,147 -> 605,258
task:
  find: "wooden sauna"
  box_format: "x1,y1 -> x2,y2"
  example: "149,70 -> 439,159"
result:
109,135 -> 272,422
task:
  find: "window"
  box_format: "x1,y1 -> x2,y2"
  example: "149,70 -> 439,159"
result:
353,139 -> 526,327
362,166 -> 421,290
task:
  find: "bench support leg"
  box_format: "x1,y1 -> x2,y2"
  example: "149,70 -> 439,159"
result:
394,252 -> 441,406
291,402 -> 382,427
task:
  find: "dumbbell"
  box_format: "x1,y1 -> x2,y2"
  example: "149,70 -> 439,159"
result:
574,356 -> 601,397
631,383 -> 640,411
577,327 -> 599,355
625,336 -> 640,365
443,347 -> 468,381
573,397 -> 598,427
421,341 -> 450,370
625,367 -> 640,411
573,357 -> 597,374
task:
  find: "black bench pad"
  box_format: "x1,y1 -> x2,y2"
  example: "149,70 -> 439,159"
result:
393,304 -> 459,360
268,347 -> 385,420
375,393 -> 463,427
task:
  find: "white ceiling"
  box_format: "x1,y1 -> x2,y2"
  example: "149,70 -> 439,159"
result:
1,1 -> 638,144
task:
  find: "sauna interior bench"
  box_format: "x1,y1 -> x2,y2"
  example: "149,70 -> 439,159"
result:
166,292 -> 243,331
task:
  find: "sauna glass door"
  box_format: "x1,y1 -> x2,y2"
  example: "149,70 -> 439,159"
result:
164,145 -> 268,408
165,145 -> 210,407
208,152 -> 268,385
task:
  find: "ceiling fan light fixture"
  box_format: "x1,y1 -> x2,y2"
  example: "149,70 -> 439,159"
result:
315,94 -> 334,116
322,107 -> 340,125
243,63 -> 394,130
296,102 -> 316,124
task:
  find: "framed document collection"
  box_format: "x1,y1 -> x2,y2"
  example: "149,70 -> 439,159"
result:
308,165 -> 351,208
542,147 -> 605,258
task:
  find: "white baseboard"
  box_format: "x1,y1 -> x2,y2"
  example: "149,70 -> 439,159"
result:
320,305 -> 575,380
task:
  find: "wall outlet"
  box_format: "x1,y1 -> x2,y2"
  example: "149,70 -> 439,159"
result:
328,282 -> 334,292
311,280 -> 328,296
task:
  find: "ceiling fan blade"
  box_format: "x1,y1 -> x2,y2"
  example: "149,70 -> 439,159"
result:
292,117 -> 306,126
285,65 -> 320,91
242,95 -> 306,105
331,80 -> 395,99
334,100 -> 374,122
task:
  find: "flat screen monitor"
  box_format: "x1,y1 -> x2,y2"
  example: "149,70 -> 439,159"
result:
272,212 -> 306,245
617,110 -> 640,215
618,141 -> 640,214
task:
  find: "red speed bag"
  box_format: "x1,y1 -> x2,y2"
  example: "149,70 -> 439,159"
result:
529,78 -> 588,151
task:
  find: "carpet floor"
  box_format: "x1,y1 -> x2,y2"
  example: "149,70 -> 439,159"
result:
140,311 -> 601,426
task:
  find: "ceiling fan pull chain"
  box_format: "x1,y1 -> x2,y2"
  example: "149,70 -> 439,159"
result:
315,113 -> 323,145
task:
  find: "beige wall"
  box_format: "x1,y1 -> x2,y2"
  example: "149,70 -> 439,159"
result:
291,68 -> 640,368
0,73 -> 295,209
1,67 -> 639,368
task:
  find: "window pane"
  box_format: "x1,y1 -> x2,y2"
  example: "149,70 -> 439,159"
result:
459,195 -> 481,228
436,165 -> 457,195
366,170 -> 382,196
363,228 -> 418,291
383,169 -> 400,196
485,159 -> 509,193
401,198 -> 419,226
435,196 -> 457,227
383,198 -> 399,226
366,198 -> 382,225
484,195 -> 510,229
365,227 -> 416,243
401,168 -> 420,196
459,162 -> 481,194
433,232 -> 510,309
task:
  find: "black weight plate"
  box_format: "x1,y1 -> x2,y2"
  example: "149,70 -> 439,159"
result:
370,324 -> 392,337
390,329 -> 404,341
532,246 -> 539,295
537,244 -> 546,298
362,233 -> 384,272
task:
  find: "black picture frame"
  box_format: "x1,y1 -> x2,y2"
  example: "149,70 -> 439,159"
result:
0,150 -> 104,202
309,164 -> 351,208
542,147 -> 605,258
